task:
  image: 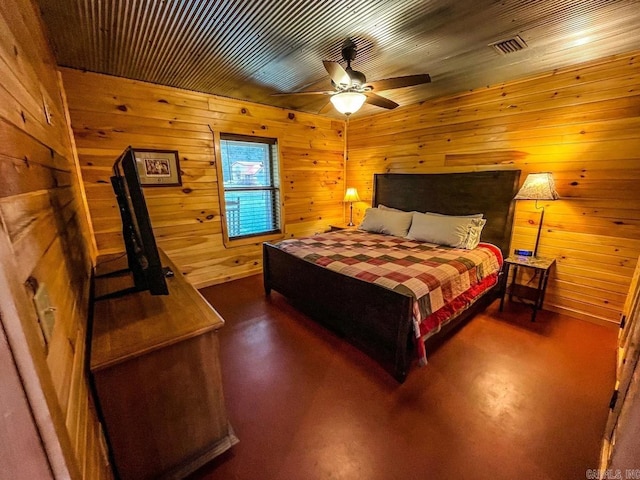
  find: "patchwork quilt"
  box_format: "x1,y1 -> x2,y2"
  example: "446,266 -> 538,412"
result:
274,230 -> 503,363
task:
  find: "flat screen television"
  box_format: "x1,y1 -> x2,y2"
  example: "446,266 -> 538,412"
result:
108,146 -> 169,297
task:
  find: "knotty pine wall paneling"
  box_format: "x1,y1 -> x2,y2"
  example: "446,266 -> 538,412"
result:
0,0 -> 111,478
347,51 -> 640,325
62,68 -> 346,287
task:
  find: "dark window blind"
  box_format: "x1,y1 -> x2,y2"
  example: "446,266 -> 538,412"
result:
220,134 -> 280,239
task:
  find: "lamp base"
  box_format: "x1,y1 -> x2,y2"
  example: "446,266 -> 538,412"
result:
347,222 -> 355,227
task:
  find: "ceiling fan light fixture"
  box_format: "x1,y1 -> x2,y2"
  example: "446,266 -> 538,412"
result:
330,91 -> 366,115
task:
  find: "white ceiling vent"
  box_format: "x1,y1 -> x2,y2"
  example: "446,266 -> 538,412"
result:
489,35 -> 528,55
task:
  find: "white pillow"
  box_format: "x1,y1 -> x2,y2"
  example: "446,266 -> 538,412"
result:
425,211 -> 484,219
359,208 -> 413,237
406,212 -> 486,249
378,204 -> 408,213
379,205 -> 484,220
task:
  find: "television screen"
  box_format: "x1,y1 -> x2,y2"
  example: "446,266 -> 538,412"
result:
110,146 -> 169,296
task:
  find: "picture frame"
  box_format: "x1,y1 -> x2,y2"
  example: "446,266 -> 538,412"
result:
132,148 -> 182,186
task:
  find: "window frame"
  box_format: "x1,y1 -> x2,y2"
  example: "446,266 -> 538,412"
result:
214,131 -> 284,248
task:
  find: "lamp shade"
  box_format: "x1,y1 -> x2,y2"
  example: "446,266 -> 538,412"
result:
343,187 -> 360,203
514,172 -> 560,200
330,92 -> 367,115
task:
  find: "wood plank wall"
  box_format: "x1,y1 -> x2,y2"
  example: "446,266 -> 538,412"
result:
61,69 -> 345,287
347,51 -> 640,325
0,0 -> 111,478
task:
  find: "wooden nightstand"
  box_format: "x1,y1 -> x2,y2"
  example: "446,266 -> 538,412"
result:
328,223 -> 357,232
500,255 -> 556,321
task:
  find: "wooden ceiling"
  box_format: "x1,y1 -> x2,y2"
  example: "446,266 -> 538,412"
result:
36,0 -> 640,118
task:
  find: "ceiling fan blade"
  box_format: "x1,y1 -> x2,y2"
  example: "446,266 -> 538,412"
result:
323,60 -> 351,88
271,90 -> 333,97
364,92 -> 399,109
365,74 -> 431,92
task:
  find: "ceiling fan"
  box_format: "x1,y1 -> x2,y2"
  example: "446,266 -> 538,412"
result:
274,38 -> 431,115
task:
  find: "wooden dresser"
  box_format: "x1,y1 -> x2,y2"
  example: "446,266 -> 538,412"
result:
90,252 -> 238,480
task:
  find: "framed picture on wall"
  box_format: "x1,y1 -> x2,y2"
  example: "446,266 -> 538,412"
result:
133,148 -> 182,186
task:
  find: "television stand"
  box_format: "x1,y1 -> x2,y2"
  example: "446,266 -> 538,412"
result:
163,265 -> 174,277
93,266 -> 142,301
90,250 -> 238,479
94,266 -> 130,279
92,265 -> 175,301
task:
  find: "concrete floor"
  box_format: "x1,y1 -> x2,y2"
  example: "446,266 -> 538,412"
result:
193,274 -> 617,480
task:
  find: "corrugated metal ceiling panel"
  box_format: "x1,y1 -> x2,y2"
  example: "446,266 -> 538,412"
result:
36,0 -> 640,117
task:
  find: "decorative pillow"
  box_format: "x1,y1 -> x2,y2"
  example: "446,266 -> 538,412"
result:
406,212 -> 486,249
359,208 -> 413,237
462,217 -> 487,249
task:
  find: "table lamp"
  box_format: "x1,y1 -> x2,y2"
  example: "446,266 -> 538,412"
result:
514,172 -> 559,257
344,187 -> 360,226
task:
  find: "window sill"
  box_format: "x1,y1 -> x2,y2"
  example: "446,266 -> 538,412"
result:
223,231 -> 284,248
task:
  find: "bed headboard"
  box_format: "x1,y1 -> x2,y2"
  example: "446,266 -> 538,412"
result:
372,170 -> 521,256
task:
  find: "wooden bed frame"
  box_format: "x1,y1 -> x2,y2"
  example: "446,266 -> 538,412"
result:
263,170 -> 521,382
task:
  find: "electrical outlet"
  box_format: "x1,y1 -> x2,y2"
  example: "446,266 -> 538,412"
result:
42,94 -> 53,125
33,283 -> 56,345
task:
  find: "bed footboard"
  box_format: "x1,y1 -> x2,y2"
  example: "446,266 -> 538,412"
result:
263,242 -> 414,382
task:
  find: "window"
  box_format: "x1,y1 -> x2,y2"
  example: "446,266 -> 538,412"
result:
218,133 -> 282,242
